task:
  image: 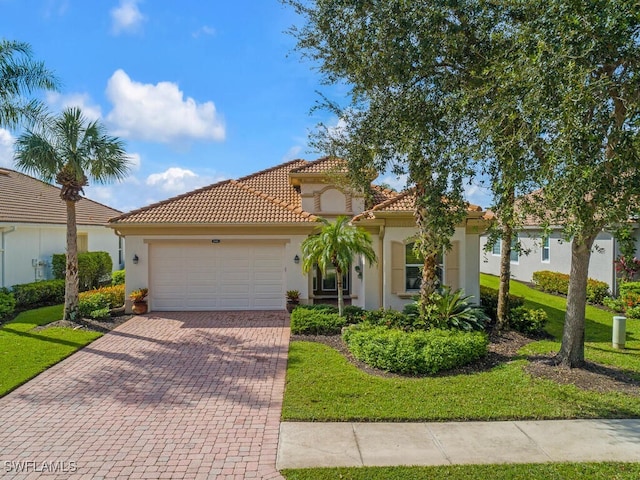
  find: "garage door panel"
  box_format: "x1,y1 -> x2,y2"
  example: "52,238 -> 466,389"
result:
150,242 -> 284,311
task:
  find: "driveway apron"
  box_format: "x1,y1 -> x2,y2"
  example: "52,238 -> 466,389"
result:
0,311 -> 290,480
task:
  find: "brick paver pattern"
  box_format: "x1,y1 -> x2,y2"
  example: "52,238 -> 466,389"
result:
0,311 -> 290,479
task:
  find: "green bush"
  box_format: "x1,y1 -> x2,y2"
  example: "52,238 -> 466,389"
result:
112,269 -> 125,285
294,304 -> 339,313
343,324 -> 488,374
11,280 -> 65,309
0,290 -> 16,319
363,308 -> 421,331
479,286 -> 525,322
532,270 -> 609,305
52,251 -> 113,291
78,293 -> 110,319
620,281 -> 640,296
290,308 -> 346,335
626,306 -> 640,319
603,296 -> 626,313
79,284 -> 125,308
427,288 -> 488,331
508,307 -> 548,335
343,305 -> 366,324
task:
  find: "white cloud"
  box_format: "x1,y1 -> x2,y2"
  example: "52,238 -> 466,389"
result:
126,152 -> 141,171
46,92 -> 102,120
145,167 -> 226,195
282,145 -> 302,161
0,129 -> 15,168
105,69 -> 226,144
464,180 -> 492,208
192,25 -> 216,38
110,0 -> 145,35
378,173 -> 408,192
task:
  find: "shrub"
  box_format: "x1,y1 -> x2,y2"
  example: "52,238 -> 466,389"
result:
78,293 -> 111,319
362,308 -> 420,331
479,286 -> 525,322
626,306 -> 640,319
508,307 -> 548,335
294,304 -> 339,313
426,288 -> 488,331
11,279 -> 65,309
112,269 -> 125,285
0,290 -> 16,319
603,296 -> 626,313
343,305 -> 365,324
52,251 -> 113,291
79,284 -> 125,309
290,308 -> 346,335
343,324 -> 488,375
532,270 -> 609,305
620,281 -> 640,296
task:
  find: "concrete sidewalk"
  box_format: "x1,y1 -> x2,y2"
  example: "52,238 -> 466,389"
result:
277,419 -> 640,469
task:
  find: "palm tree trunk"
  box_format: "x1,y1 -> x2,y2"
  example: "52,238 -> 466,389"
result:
557,233 -> 596,368
419,252 -> 438,321
64,199 -> 79,320
336,266 -> 344,317
496,224 -> 513,331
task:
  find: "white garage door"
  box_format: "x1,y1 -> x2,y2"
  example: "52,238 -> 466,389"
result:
149,241 -> 285,310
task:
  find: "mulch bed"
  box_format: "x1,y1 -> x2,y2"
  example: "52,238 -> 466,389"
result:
292,331 -> 640,396
33,315 -> 134,333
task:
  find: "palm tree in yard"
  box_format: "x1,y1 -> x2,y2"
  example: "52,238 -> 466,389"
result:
15,107 -> 130,320
301,216 -> 377,316
0,39 -> 58,128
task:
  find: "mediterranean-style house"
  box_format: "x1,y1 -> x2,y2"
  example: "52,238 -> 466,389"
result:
480,223 -> 640,296
0,167 -> 123,288
110,157 -> 489,312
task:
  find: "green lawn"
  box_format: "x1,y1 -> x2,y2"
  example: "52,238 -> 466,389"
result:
282,275 -> 640,421
0,305 -> 102,397
281,463 -> 640,480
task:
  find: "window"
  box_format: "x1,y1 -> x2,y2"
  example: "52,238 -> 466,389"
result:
541,236 -> 550,262
491,239 -> 501,256
510,235 -> 519,263
405,243 -> 443,291
118,236 -> 124,267
78,233 -> 88,253
313,265 -> 349,295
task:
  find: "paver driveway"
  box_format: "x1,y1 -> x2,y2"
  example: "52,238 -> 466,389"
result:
0,311 -> 290,479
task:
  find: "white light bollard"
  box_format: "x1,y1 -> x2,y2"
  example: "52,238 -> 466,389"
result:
612,316 -> 627,349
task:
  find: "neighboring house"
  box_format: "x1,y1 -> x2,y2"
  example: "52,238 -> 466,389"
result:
110,157 -> 489,312
480,224 -> 640,296
0,168 -> 123,288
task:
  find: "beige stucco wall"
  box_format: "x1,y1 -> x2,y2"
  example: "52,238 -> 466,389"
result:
1,223 -> 120,288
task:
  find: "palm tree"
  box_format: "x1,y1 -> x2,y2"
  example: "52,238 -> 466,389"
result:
301,216 -> 377,316
0,39 -> 58,128
15,107 -> 130,320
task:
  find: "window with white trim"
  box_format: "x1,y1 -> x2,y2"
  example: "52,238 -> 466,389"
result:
491,239 -> 501,256
541,236 -> 550,262
510,235 -> 519,263
405,243 -> 443,291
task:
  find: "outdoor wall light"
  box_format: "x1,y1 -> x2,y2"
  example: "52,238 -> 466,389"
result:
132,254 -> 139,264
294,255 -> 300,264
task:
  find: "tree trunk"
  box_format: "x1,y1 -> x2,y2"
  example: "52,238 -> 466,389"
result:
419,252 -> 438,320
336,265 -> 344,317
496,224 -> 513,332
64,199 -> 79,321
557,233 -> 597,368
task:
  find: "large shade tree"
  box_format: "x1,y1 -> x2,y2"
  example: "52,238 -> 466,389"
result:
301,216 -> 377,316
15,107 -> 130,320
0,39 -> 58,128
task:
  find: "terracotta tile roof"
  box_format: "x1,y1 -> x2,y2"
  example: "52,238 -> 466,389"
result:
355,189 -> 484,220
111,162 -> 319,224
370,185 -> 399,205
0,168 -> 121,225
289,156 -> 348,174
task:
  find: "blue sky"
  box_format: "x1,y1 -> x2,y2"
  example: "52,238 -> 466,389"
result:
0,0 -> 490,213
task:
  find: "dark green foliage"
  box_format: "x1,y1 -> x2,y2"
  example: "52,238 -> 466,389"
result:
362,308 -> 422,332
426,288 -> 488,331
112,269 -> 125,285
620,281 -> 640,297
11,280 -> 65,309
532,271 -> 609,305
342,324 -> 488,374
291,308 -> 346,335
78,293 -> 110,319
479,286 -> 525,323
343,305 -> 365,324
52,251 -> 113,291
294,304 -> 339,313
508,307 -> 548,335
0,290 -> 16,319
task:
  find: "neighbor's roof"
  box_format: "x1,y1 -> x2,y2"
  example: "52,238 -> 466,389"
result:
0,168 -> 121,225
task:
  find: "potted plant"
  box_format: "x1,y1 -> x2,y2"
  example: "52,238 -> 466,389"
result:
286,290 -> 300,313
130,288 -> 148,314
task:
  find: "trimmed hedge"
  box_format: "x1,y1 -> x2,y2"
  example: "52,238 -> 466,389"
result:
509,307 -> 548,335
79,284 -> 125,308
479,286 -> 525,322
52,251 -> 113,291
343,324 -> 488,374
0,289 -> 16,319
112,269 -> 125,285
11,279 -> 65,309
532,270 -> 609,305
290,308 -> 346,335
